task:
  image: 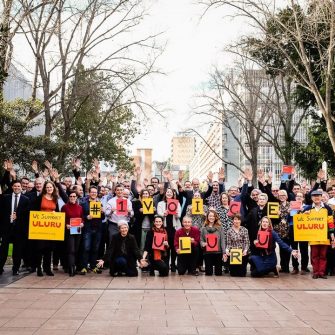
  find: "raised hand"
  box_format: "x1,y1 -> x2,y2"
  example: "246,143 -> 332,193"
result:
207,171 -> 213,182
31,160 -> 38,173
218,167 -> 225,180
317,169 -> 326,180
51,168 -> 60,182
243,167 -> 252,181
178,170 -> 184,182
42,168 -> 49,179
6,159 -> 13,172
44,160 -> 52,171
134,166 -> 142,177
86,171 -> 93,181
72,158 -> 81,171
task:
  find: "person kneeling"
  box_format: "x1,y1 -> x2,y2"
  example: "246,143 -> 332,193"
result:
174,216 -> 200,276
97,221 -> 146,276
249,217 -> 298,277
225,214 -> 249,277
142,215 -> 169,277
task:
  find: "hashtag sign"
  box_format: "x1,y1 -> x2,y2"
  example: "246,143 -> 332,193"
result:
90,202 -> 101,218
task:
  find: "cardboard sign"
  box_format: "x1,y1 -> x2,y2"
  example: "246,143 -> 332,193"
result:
267,202 -> 279,218
290,201 -> 302,211
192,198 -> 204,214
293,212 -> 328,241
70,218 -> 82,227
70,226 -> 81,235
282,165 -> 294,174
142,198 -> 154,214
167,199 -> 179,215
116,199 -> 128,215
179,237 -> 191,254
152,232 -> 166,251
230,248 -> 242,265
89,201 -> 101,218
228,201 -> 241,216
29,211 -> 65,241
255,230 -> 270,249
206,234 -> 219,252
281,173 -> 290,181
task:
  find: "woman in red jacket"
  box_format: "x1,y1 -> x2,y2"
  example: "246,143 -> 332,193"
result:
61,191 -> 84,276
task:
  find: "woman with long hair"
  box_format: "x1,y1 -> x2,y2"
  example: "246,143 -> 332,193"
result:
32,181 -> 60,276
200,209 -> 225,276
249,216 -> 298,277
157,187 -> 181,272
142,215 -> 169,277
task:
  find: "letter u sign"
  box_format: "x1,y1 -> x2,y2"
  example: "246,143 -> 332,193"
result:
256,231 -> 270,249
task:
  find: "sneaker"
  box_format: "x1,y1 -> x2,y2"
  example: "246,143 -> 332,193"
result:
92,267 -> 102,274
80,268 -> 87,275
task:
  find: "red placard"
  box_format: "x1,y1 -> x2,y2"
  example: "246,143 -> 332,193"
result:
116,199 -> 128,215
152,232 -> 166,251
290,201 -> 302,211
206,234 -> 219,252
228,201 -> 241,216
70,218 -> 82,227
282,165 -> 294,174
167,199 -> 178,215
255,230 -> 270,249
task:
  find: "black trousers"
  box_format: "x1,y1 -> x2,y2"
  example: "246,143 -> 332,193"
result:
229,255 -> 248,277
279,237 -> 291,272
150,259 -> 169,276
67,234 -> 81,269
165,225 -> 176,268
289,226 -> 309,270
0,232 -> 26,272
204,253 -> 222,275
177,247 -> 199,274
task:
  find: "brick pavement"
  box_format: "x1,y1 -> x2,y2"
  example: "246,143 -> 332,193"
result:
0,271 -> 333,334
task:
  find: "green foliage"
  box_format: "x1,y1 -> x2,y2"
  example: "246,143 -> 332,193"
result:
54,66 -> 139,173
294,113 -> 335,179
0,98 -> 56,172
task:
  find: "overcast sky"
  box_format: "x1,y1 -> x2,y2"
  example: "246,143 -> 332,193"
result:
131,0 -> 249,161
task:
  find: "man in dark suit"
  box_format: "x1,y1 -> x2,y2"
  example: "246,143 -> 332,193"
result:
0,180 -> 30,275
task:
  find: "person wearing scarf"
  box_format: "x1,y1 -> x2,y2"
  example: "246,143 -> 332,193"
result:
142,215 -> 169,277
200,209 -> 225,276
174,216 -> 200,276
249,216 -> 298,277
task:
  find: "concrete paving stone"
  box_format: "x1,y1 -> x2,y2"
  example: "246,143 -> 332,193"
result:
0,328 -> 38,334
197,327 -> 257,334
16,309 -> 57,319
0,309 -> 24,318
34,330 -> 77,335
51,307 -> 90,320
312,327 -> 335,334
254,328 -> 318,334
3,317 -> 47,328
40,319 -> 83,330
137,326 -> 198,334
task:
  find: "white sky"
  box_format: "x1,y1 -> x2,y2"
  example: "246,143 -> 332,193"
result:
132,0 -> 250,161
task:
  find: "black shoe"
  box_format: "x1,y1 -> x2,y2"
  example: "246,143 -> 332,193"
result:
45,270 -> 54,276
170,265 -> 176,273
12,270 -> 19,276
224,267 -> 229,274
191,270 -> 199,276
37,269 -> 43,277
312,274 -> 318,279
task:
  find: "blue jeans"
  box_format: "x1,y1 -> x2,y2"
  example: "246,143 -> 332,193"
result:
81,224 -> 102,269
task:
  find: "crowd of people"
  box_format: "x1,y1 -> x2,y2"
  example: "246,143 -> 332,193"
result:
0,158 -> 334,280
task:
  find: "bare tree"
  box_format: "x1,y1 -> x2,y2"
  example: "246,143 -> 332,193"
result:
9,0 -> 162,165
194,57 -> 275,184
201,0 -> 335,156
0,0 -> 47,99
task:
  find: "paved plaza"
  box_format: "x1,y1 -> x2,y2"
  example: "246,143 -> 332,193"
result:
0,270 -> 333,334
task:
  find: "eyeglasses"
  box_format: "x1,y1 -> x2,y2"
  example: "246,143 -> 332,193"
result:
272,190 -> 279,192
69,195 -> 77,198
